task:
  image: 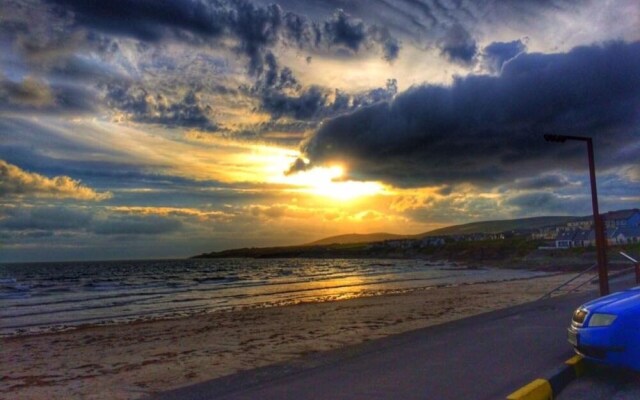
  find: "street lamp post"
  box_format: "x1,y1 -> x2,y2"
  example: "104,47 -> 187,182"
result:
544,134 -> 610,296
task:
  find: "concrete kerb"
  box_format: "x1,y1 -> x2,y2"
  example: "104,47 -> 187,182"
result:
506,355 -> 584,400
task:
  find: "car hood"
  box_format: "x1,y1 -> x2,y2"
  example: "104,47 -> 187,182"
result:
582,286 -> 640,315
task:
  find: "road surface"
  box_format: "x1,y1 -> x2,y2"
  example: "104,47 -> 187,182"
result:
153,291 -> 603,399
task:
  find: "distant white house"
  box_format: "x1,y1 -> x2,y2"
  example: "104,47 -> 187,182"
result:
610,227 -> 640,245
555,229 -> 597,248
560,209 -> 640,232
574,229 -> 595,247
556,230 -> 577,248
552,209 -> 640,249
566,218 -> 593,230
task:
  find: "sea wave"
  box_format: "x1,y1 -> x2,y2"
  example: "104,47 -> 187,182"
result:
0,258 -> 547,337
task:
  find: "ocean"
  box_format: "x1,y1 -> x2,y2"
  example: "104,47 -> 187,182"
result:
0,258 -> 547,336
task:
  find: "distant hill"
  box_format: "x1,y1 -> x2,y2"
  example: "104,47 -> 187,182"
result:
419,216 -> 580,237
306,232 -> 409,246
305,216 -> 579,245
193,215 -> 583,258
192,211 -> 636,261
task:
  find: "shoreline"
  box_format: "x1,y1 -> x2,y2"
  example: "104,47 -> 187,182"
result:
1,273 -> 595,400
0,271 -> 553,339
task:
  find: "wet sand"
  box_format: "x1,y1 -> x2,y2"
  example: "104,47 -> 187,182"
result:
1,273 -> 593,399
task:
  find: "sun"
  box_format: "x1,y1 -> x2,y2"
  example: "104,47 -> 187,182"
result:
276,165 -> 384,201
295,166 -> 384,201
242,146 -> 385,201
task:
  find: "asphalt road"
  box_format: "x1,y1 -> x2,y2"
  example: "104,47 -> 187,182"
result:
154,286 -> 602,400
556,364 -> 640,400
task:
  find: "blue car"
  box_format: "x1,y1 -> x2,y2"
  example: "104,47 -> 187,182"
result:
568,287 -> 640,371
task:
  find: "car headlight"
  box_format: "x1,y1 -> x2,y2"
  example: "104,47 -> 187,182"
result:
572,308 -> 588,325
588,313 -> 617,327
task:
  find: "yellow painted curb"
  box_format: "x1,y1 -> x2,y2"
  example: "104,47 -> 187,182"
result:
506,378 -> 552,400
565,355 -> 584,377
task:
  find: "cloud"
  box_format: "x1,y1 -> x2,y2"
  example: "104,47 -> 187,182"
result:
104,83 -> 219,131
0,75 -> 97,113
370,26 -> 401,62
505,192 -> 590,215
0,206 -> 92,231
0,76 -> 54,107
107,206 -> 233,221
254,67 -> 398,122
230,1 -> 283,75
505,173 -> 579,191
260,85 -> 328,120
0,204 -> 183,235
481,40 -> 527,74
46,0 -> 401,78
0,160 -> 112,200
293,41 -> 640,188
282,8 -> 402,62
437,24 -> 477,66
323,9 -> 367,52
91,215 -> 183,235
46,0 -> 227,43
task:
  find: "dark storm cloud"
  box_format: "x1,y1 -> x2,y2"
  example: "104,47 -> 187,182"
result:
261,85 -> 329,120
292,8 -> 402,61
104,83 -> 218,131
230,1 -> 283,75
436,23 -> 477,65
323,9 -> 366,52
481,40 -> 527,74
47,0 -> 228,42
45,0 -> 401,74
293,41 -> 640,187
9,0 -> 401,128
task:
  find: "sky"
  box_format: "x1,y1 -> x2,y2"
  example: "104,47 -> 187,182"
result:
1,0 -> 639,262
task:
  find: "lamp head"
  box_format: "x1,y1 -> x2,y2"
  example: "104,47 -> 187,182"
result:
544,134 -> 568,143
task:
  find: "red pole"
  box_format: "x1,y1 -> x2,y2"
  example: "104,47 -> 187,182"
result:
544,134 -> 609,295
586,138 -> 609,296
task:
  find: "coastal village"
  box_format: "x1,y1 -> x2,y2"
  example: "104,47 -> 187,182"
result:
195,208 -> 640,260
370,209 -> 640,251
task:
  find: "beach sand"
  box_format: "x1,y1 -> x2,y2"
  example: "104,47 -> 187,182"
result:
1,273 -> 594,399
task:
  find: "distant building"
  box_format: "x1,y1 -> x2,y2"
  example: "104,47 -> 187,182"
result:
385,239 -> 416,249
555,229 -> 595,248
602,209 -> 640,230
420,237 -> 445,247
531,227 -> 559,240
610,227 -> 640,245
556,230 -> 577,248
573,229 -> 595,247
566,218 -> 593,230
